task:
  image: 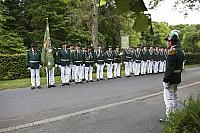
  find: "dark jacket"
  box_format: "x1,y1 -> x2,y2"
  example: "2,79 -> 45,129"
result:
26,49 -> 42,69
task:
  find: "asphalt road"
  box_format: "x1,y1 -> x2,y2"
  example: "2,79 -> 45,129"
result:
0,67 -> 200,133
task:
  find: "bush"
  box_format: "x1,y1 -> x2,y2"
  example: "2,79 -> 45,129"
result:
162,97 -> 200,133
185,53 -> 200,65
0,54 -> 60,80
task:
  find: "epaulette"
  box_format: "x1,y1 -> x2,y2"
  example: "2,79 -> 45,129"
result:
26,50 -> 30,52
168,48 -> 176,56
58,48 -> 62,50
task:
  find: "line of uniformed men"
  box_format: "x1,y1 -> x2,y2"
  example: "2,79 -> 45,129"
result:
26,42 -> 167,90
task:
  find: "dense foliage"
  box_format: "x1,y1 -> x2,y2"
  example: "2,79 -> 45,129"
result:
0,0 -> 200,53
162,97 -> 200,133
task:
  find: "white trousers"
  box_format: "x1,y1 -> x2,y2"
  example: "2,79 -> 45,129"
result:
85,66 -> 93,81
81,64 -> 85,80
124,61 -> 132,76
46,67 -> 55,85
96,64 -> 104,79
106,63 -> 113,79
132,61 -> 136,74
75,65 -> 83,82
153,61 -> 159,73
60,65 -> 70,84
70,64 -> 75,80
183,61 -> 185,70
114,63 -> 121,77
163,82 -> 179,116
147,60 -> 153,74
163,60 -> 166,72
141,61 -> 147,75
134,62 -> 141,76
159,61 -> 165,73
30,69 -> 40,87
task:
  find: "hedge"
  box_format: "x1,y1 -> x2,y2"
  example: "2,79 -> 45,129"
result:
0,53 -> 200,80
162,97 -> 200,133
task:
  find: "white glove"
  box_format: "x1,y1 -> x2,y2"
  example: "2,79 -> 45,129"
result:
58,65 -> 61,68
95,63 -> 97,66
39,65 -> 42,69
55,64 -> 58,67
27,67 -> 31,70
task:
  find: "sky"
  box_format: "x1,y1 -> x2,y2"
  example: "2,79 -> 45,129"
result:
144,0 -> 200,25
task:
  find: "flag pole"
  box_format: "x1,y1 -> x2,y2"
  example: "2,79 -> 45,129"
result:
46,18 -> 50,87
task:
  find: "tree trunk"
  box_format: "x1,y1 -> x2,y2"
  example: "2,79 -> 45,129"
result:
91,0 -> 98,50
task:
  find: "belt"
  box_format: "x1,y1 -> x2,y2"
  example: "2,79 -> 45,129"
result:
75,61 -> 82,62
85,61 -> 93,62
97,60 -> 104,61
107,59 -> 113,61
173,70 -> 181,73
29,61 -> 39,63
61,59 -> 69,61
126,57 -> 132,59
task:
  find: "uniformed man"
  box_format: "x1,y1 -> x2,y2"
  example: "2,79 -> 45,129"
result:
147,46 -> 154,74
69,44 -> 75,82
131,48 -> 136,75
123,47 -> 132,77
81,46 -> 87,81
84,46 -> 95,83
57,42 -> 71,86
113,46 -> 121,78
160,30 -> 185,122
105,46 -> 114,80
182,49 -> 186,70
45,47 -> 57,88
141,46 -> 149,75
159,47 -> 166,73
154,46 -> 160,74
26,43 -> 42,90
74,43 -> 84,84
95,45 -> 105,81
134,47 -> 142,76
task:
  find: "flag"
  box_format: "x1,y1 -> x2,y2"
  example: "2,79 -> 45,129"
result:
41,18 -> 54,70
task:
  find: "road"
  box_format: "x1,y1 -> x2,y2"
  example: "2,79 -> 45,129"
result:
0,67 -> 200,133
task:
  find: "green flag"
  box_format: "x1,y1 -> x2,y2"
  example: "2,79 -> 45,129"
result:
41,18 -> 54,70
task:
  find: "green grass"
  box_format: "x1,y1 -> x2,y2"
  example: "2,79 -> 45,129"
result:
0,64 -> 198,90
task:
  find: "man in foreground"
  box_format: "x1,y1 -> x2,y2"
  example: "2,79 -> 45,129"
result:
160,30 -> 185,122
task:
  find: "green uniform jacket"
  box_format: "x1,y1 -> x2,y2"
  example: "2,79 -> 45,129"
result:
148,50 -> 154,61
160,51 -> 166,61
163,45 -> 185,84
105,51 -> 114,64
154,50 -> 160,61
84,51 -> 95,67
73,50 -> 84,66
57,48 -> 71,66
141,50 -> 149,61
113,50 -> 121,63
134,51 -> 142,63
95,50 -> 105,64
26,49 -> 42,69
123,49 -> 132,62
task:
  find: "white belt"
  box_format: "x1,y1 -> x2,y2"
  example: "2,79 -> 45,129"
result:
29,61 -> 39,63
75,61 -> 82,62
61,59 -> 69,61
97,60 -> 104,61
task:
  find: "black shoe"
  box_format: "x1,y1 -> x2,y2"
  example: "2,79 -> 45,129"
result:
100,78 -> 104,80
31,86 -> 35,90
80,81 -> 84,84
117,76 -> 121,78
37,86 -> 41,89
86,80 -> 89,83
90,80 -> 94,82
62,83 -> 65,86
97,79 -> 100,81
48,85 -> 51,88
114,77 -> 117,79
108,78 -> 110,80
51,85 -> 56,87
82,79 -> 86,81
65,83 -> 71,86
75,82 -> 79,84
